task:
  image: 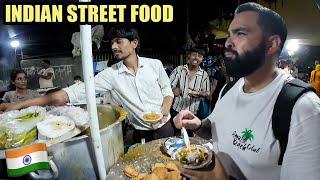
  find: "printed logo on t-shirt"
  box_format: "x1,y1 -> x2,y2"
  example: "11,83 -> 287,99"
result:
232,128 -> 261,153
241,128 -> 254,142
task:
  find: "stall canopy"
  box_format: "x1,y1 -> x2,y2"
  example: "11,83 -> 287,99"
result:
258,0 -> 320,46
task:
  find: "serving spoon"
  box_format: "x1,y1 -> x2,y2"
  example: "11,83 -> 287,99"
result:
181,127 -> 190,148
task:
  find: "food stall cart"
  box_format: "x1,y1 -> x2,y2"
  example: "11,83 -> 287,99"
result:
0,105 -> 128,179
107,137 -> 211,180
0,1 -> 125,178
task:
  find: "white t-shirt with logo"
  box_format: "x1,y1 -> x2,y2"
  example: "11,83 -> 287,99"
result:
38,67 -> 55,88
208,69 -> 320,180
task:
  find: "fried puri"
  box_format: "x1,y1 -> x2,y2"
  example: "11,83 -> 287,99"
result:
123,165 -> 139,178
152,167 -> 168,179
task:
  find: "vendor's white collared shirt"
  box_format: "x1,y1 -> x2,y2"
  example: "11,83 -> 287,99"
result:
64,56 -> 173,130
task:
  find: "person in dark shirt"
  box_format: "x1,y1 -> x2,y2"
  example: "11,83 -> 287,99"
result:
209,65 -> 226,109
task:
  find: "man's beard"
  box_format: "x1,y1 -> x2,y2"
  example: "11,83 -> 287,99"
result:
224,42 -> 266,78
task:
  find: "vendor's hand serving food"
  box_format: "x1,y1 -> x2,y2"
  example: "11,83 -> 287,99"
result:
141,112 -> 169,124
141,112 -> 163,123
0,103 -> 21,113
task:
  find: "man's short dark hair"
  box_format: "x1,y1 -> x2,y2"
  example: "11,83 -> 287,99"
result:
188,46 -> 205,56
235,2 -> 287,51
42,60 -> 50,65
74,75 -> 81,81
107,24 -> 140,53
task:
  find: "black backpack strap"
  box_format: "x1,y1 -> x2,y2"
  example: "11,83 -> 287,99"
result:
220,80 -> 238,99
272,78 -> 315,165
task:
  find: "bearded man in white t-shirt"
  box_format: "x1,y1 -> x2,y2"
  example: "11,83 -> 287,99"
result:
38,60 -> 55,88
173,2 -> 320,180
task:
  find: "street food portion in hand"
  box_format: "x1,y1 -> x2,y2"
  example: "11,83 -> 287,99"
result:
123,165 -> 139,178
177,146 -> 208,166
141,112 -> 162,123
143,112 -> 161,121
123,162 -> 181,180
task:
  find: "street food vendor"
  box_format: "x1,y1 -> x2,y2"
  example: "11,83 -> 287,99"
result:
0,24 -> 175,143
173,2 -> 320,180
2,69 -> 40,103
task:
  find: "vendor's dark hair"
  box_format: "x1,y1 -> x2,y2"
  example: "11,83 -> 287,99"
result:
107,24 -> 140,53
188,46 -> 205,56
235,2 -> 287,51
8,69 -> 27,90
73,75 -> 82,81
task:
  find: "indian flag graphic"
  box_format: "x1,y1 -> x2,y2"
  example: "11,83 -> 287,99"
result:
5,143 -> 49,177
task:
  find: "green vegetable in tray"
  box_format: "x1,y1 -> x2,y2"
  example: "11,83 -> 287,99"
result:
18,112 -> 40,122
0,127 -> 38,149
0,106 -> 45,149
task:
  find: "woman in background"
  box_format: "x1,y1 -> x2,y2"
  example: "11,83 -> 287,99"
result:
2,69 -> 40,103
